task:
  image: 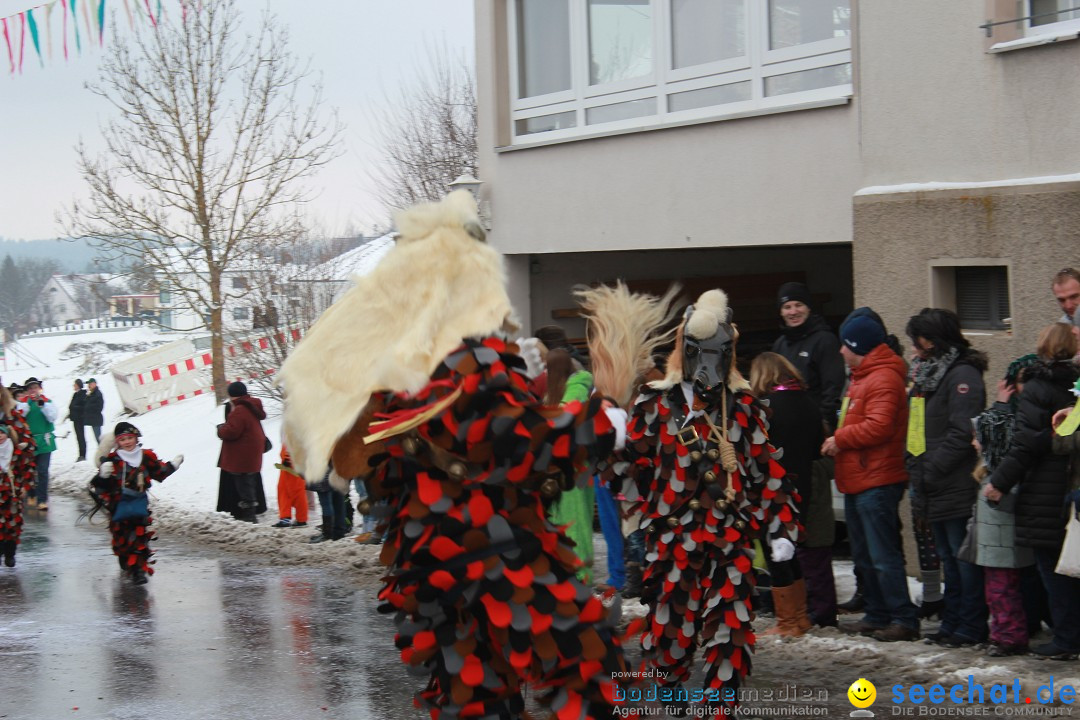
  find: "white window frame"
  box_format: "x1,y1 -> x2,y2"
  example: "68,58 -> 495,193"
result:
506,0 -> 852,146
1026,0 -> 1080,35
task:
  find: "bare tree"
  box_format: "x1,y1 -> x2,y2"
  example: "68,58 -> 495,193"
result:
62,0 -> 342,401
367,47 -> 477,216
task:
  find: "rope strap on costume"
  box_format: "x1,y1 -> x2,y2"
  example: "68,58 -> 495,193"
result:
703,389 -> 737,504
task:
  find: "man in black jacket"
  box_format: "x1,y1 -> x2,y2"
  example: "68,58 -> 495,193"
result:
69,379 -> 87,462
84,378 -> 104,443
771,282 -> 846,433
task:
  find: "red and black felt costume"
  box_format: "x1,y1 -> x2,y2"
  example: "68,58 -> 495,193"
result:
366,337 -> 629,720
613,290 -> 801,712
1,408 -> 36,556
98,447 -> 177,576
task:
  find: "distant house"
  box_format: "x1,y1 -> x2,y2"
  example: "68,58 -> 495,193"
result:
29,274 -> 125,328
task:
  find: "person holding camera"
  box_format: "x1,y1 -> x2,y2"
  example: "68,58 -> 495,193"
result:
20,378 -> 57,511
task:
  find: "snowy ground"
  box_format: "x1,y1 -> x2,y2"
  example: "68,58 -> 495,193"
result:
10,328 -> 1080,711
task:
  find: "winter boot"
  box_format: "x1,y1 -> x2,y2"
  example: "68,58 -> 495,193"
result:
130,568 -> 148,585
837,591 -> 864,613
763,584 -> 804,637
309,515 -> 334,543
791,578 -> 813,633
2,541 -> 15,568
623,562 -> 643,599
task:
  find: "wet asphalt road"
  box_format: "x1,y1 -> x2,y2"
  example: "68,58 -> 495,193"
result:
0,496 -> 424,720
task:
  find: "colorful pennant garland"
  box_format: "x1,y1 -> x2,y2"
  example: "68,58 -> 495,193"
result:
1,0 -> 182,74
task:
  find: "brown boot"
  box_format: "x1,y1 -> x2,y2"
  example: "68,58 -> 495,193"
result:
763,584 -> 805,637
791,578 -> 813,633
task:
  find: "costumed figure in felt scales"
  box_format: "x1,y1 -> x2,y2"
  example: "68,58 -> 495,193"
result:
278,191 -> 678,720
93,422 -> 184,584
614,290 -> 801,715
0,383 -> 36,567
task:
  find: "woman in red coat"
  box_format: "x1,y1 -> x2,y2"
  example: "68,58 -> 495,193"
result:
217,382 -> 268,523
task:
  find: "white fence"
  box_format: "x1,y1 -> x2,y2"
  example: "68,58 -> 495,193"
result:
24,318 -> 148,337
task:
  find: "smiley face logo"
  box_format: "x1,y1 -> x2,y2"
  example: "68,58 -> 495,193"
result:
848,678 -> 876,708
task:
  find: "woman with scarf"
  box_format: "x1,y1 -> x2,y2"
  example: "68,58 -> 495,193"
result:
905,308 -> 988,648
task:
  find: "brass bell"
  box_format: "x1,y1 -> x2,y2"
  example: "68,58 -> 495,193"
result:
716,500 -> 730,512
447,461 -> 467,481
690,450 -> 703,463
688,499 -> 702,511
666,516 -> 680,528
703,470 -> 718,484
401,436 -> 420,455
707,448 -> 720,461
735,520 -> 747,531
540,477 -> 560,498
357,500 -> 372,516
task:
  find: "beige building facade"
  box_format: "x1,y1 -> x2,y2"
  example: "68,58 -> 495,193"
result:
476,0 -> 860,344
476,0 -> 1080,377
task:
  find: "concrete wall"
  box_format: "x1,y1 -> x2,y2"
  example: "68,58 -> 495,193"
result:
854,182 -> 1080,381
857,1 -> 1080,187
475,0 -> 861,258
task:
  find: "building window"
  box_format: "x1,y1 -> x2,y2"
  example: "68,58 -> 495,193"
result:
232,276 -> 249,290
159,287 -> 171,304
507,0 -> 852,144
937,266 -> 1010,331
233,307 -> 250,321
1030,0 -> 1080,28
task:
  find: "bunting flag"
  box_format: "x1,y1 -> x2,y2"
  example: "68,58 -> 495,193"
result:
26,6 -> 40,66
2,17 -> 13,73
1,0 -> 181,74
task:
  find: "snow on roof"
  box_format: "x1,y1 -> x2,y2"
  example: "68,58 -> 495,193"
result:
309,233 -> 395,282
856,171 -> 1080,196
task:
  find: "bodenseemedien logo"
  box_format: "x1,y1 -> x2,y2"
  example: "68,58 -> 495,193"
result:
848,678 -> 877,717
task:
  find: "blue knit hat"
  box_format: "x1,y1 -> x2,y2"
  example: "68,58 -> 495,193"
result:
841,315 -> 885,356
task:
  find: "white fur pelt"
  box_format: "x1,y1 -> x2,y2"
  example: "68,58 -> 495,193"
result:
574,282 -> 681,408
94,432 -> 117,466
277,191 -> 516,482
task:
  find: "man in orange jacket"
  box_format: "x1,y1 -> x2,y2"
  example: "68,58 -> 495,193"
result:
822,314 -> 919,642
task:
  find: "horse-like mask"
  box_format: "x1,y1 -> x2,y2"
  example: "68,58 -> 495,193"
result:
683,319 -> 735,402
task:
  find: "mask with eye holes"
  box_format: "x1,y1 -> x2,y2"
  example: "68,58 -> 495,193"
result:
682,304 -> 736,403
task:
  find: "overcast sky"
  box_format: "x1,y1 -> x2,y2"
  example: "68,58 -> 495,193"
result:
0,0 -> 475,241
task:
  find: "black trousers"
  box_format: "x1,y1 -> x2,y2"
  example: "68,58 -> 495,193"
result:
233,472 -> 260,516
73,423 -> 88,459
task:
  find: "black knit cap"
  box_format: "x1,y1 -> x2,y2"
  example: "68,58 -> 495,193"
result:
114,421 -> 141,438
777,282 -> 813,310
227,381 -> 248,397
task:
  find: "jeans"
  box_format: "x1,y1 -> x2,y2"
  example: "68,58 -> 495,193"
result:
35,452 -> 51,504
594,477 -> 625,588
932,516 -> 988,642
316,489 -> 348,539
625,528 -> 646,565
91,425 -> 102,443
844,482 -> 918,629
1034,546 -> 1080,652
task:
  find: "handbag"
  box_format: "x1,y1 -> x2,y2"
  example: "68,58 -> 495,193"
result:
956,513 -> 978,564
112,486 -> 150,522
1056,491 -> 1080,579
264,436 -> 273,453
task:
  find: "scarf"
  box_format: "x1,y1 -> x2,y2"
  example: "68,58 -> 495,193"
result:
117,445 -> 144,468
909,347 -> 960,393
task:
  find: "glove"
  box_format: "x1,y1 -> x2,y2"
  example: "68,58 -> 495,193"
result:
170,454 -> 184,469
770,537 -> 795,563
99,461 -> 115,478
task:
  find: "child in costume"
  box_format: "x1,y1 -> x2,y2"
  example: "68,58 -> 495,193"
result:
95,421 -> 183,584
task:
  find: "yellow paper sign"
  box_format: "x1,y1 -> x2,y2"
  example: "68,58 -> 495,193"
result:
907,396 -> 926,456
1056,399 -> 1080,437
838,396 -> 851,429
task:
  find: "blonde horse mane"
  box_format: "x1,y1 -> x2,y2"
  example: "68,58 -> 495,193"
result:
574,282 -> 682,408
